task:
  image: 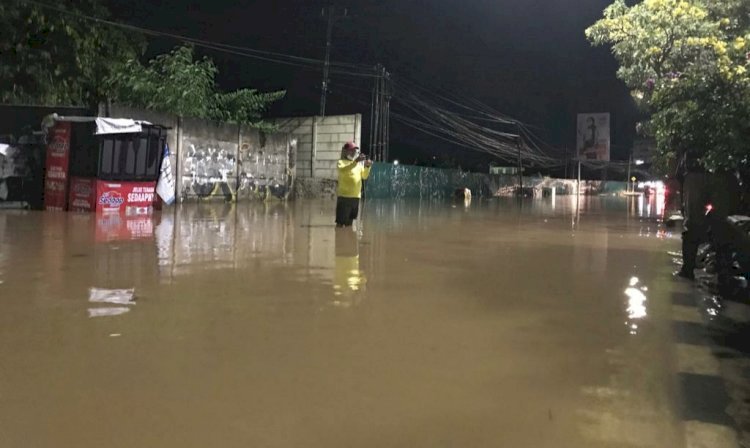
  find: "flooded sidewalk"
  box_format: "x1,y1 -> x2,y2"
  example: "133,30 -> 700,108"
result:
0,197 -> 727,447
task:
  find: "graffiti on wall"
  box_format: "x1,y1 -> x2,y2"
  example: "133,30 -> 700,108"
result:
181,143 -> 237,201
180,132 -> 294,202
237,133 -> 293,201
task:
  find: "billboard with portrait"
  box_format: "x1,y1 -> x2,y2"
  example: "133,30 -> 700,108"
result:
576,113 -> 610,161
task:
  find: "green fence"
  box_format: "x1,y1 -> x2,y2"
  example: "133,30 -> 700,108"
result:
363,162 -> 628,199
364,163 -> 505,199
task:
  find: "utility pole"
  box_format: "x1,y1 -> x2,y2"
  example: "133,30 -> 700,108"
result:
369,65 -> 390,162
516,135 -> 523,196
319,5 -> 347,117
626,152 -> 632,193
368,70 -> 376,159
384,70 -> 391,162
381,67 -> 390,162
371,64 -> 382,160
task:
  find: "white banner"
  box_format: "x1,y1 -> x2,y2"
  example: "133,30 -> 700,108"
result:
156,144 -> 176,205
576,113 -> 610,161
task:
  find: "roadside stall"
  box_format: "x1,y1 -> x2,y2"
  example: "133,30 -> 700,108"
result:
43,115 -> 169,214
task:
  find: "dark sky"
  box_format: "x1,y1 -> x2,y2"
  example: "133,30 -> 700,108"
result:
107,0 -> 640,169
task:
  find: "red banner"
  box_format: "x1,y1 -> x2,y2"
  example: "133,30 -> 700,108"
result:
96,181 -> 158,214
69,177 -> 96,212
44,121 -> 72,211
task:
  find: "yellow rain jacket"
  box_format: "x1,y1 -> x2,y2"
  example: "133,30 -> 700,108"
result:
337,160 -> 371,198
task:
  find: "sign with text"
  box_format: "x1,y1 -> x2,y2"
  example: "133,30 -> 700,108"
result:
44,121 -> 72,210
96,181 -> 158,214
69,177 -> 96,212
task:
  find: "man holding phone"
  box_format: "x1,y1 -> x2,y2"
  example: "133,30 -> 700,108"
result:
336,142 -> 372,227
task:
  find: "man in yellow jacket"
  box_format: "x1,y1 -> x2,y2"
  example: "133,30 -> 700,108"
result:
336,142 -> 372,227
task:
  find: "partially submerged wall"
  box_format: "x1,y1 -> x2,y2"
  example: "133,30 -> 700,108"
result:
107,105 -> 297,203
107,106 -> 361,202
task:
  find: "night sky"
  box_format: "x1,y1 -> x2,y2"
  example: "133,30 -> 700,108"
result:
107,0 -> 640,170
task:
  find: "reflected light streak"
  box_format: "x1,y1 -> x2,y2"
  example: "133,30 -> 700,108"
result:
638,195 -> 644,217
656,191 -> 665,218
625,287 -> 648,320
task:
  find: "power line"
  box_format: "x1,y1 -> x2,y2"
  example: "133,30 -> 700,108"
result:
19,0 -> 378,77
319,5 -> 352,116
21,0 -> 574,166
393,89 -> 558,165
336,83 -> 571,168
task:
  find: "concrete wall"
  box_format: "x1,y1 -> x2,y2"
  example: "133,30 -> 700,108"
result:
107,105 -> 297,203
180,117 -> 240,200
272,114 -> 361,180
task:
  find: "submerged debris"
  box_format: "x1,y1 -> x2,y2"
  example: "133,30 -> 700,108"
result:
89,288 -> 136,305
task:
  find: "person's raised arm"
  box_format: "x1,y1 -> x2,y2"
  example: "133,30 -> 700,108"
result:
362,159 -> 373,179
338,159 -> 359,172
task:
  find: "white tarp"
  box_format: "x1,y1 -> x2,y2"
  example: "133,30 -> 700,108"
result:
95,117 -> 151,135
41,114 -> 153,135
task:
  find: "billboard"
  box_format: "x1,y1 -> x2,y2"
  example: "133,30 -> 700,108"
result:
576,113 -> 610,161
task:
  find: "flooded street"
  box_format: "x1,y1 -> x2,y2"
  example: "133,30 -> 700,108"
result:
0,197 -> 707,447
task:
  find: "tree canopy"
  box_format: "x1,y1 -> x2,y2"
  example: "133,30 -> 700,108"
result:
0,0 -> 144,106
2,2 -> 285,128
105,45 -> 286,128
587,0 -> 750,173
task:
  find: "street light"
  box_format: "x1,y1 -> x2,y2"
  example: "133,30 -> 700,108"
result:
635,159 -> 645,166
393,160 -> 399,166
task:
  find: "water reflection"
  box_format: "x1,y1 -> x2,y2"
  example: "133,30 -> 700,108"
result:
0,197 -> 690,447
1,197 -> 671,293
634,189 -> 666,220
624,276 -> 649,334
95,213 -> 155,242
87,307 -> 130,318
157,203 -> 295,275
332,229 -> 367,308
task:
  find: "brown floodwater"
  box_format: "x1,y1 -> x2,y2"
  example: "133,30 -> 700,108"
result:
0,196 -> 687,447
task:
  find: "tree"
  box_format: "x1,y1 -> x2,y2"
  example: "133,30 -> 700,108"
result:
105,45 -> 286,129
587,0 -> 750,173
0,0 -> 144,106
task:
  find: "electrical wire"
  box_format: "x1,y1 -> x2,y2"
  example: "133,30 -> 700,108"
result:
28,0 -> 629,170
19,0 -> 379,77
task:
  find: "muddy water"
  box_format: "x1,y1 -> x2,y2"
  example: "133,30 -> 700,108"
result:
0,197 -> 683,447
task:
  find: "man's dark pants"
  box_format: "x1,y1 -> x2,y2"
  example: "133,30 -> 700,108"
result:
336,197 -> 360,227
